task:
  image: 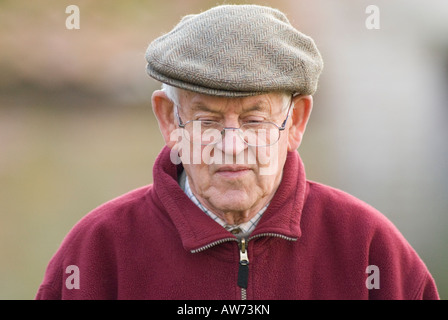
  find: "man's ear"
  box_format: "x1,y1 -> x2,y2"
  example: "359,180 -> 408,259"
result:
287,95 -> 313,151
151,90 -> 177,148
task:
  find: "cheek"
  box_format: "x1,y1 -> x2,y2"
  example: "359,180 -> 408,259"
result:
175,136 -> 208,165
255,141 -> 288,176
185,162 -> 209,177
183,163 -> 213,192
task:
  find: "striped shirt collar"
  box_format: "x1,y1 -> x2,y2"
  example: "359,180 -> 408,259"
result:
181,172 -> 267,238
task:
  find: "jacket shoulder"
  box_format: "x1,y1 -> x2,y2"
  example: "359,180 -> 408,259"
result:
69,184 -> 153,237
305,179 -> 417,250
35,185 -> 154,299
304,180 -> 439,299
305,180 -> 388,227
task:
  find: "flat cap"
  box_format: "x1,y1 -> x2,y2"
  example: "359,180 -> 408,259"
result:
145,4 -> 323,97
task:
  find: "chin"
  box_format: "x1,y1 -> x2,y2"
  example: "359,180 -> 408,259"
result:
209,193 -> 252,212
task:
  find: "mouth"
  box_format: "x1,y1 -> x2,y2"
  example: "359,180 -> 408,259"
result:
215,165 -> 252,178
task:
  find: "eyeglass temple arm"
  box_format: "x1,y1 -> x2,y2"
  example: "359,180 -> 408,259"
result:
174,104 -> 185,128
279,93 -> 297,130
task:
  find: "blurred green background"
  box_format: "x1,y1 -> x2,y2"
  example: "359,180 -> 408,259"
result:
1,0 -> 447,299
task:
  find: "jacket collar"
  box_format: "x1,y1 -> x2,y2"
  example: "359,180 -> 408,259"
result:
152,146 -> 307,252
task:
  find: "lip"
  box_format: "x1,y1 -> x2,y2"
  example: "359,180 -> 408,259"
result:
215,165 -> 252,178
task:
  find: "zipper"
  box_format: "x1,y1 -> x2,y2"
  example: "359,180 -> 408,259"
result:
238,238 -> 249,300
238,234 -> 297,300
191,233 -> 297,300
248,233 -> 298,242
190,238 -> 237,253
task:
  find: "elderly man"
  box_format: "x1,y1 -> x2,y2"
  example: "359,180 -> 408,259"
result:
36,5 -> 438,300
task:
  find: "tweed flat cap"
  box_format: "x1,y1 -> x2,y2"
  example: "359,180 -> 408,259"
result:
145,4 -> 323,97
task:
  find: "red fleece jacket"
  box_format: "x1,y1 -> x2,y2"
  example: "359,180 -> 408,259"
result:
36,147 -> 439,300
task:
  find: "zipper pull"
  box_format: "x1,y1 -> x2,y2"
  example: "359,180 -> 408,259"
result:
237,238 -> 249,289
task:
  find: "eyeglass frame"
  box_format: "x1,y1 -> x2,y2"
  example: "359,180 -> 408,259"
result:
174,93 -> 296,147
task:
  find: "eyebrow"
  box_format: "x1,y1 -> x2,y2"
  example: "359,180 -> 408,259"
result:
190,103 -> 217,113
190,101 -> 271,114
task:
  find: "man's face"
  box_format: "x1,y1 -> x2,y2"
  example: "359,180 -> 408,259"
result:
173,90 -> 292,224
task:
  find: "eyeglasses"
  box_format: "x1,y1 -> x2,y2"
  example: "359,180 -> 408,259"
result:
174,94 -> 294,147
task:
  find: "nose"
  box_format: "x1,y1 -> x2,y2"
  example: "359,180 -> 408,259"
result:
214,128 -> 247,156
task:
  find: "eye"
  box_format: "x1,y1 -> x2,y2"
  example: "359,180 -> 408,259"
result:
194,112 -> 220,122
200,120 -> 220,128
195,116 -> 218,121
243,117 -> 265,124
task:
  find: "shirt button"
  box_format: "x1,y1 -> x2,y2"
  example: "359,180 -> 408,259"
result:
230,228 -> 242,235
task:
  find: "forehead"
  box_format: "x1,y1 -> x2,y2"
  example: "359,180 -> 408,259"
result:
178,90 -> 287,114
